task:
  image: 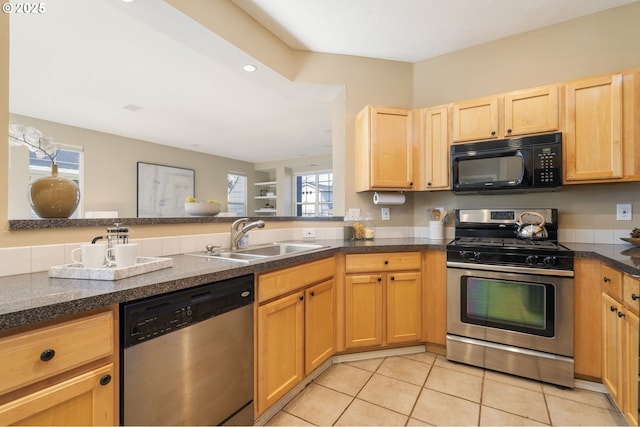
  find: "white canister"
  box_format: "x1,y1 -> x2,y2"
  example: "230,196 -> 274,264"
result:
429,221 -> 444,240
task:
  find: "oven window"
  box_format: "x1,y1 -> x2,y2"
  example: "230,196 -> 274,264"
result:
458,155 -> 524,185
461,276 -> 555,337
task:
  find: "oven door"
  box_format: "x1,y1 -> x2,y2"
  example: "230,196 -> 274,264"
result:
447,263 -> 573,357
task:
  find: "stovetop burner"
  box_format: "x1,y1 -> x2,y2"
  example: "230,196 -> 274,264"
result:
450,236 -> 564,250
446,208 -> 574,271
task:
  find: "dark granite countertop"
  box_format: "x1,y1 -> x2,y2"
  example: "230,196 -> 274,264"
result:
0,238 -> 447,330
1,238 -> 638,332
564,242 -> 640,277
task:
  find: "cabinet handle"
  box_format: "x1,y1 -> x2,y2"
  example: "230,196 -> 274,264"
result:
377,277 -> 382,282
506,128 -> 512,133
384,260 -> 389,265
390,276 -> 395,281
610,305 -> 618,313
310,291 -> 315,297
99,374 -> 112,386
299,295 -> 304,301
427,182 -> 431,186
603,277 -> 611,283
409,182 -> 413,186
40,349 -> 55,362
618,311 -> 626,318
632,293 -> 639,301
491,131 -> 496,136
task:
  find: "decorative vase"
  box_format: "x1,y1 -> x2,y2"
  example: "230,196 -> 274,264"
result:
28,164 -> 80,218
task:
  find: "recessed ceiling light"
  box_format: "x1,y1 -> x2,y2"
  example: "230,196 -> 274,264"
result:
243,64 -> 257,72
121,0 -> 135,3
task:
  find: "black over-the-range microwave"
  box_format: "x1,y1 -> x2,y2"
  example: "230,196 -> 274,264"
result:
450,132 -> 562,194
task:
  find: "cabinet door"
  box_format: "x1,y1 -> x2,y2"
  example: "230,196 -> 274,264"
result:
387,271 -> 422,344
257,292 -> 304,415
305,279 -> 335,375
623,309 -> 639,426
345,274 -> 383,348
452,96 -> 498,142
422,106 -> 450,190
356,106 -> 414,191
423,249 -> 447,346
565,74 -> 623,182
602,292 -> 623,405
0,364 -> 114,426
573,258 -> 602,380
504,85 -> 558,136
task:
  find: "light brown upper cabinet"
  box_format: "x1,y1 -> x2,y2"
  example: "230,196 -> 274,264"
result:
452,84 -> 559,143
418,105 -> 450,190
451,95 -> 499,143
565,71 -> 640,184
355,105 -> 414,192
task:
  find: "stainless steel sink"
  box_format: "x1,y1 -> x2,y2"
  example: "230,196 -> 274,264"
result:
187,242 -> 329,263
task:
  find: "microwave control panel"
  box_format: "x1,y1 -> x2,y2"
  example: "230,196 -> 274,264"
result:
533,145 -> 561,186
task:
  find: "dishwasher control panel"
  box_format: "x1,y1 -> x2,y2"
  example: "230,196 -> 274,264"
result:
121,274 -> 254,348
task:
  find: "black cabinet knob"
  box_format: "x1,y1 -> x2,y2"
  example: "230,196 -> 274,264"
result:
427,182 -> 431,186
618,311 -> 626,318
491,131 -> 496,136
632,293 -> 638,301
310,291 -> 315,297
603,277 -> 611,283
377,277 -> 382,282
409,182 -> 413,186
610,305 -> 618,312
384,260 -> 389,265
299,295 -> 304,301
507,128 -> 512,133
99,374 -> 112,386
40,349 -> 55,362
390,276 -> 395,281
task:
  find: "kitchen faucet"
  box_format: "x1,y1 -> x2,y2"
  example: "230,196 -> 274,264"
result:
230,218 -> 265,250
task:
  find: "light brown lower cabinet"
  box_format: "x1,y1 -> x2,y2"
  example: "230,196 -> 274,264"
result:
255,258 -> 336,417
602,273 -> 639,426
344,252 -> 422,349
0,364 -> 115,426
0,306 -> 118,426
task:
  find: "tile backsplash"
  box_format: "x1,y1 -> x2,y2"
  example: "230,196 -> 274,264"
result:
0,226 -> 632,278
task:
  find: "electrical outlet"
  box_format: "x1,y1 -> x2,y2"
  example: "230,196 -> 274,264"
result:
302,228 -> 316,238
381,207 -> 390,221
616,204 -> 632,221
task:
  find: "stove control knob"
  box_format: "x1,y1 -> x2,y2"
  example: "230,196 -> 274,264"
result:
543,256 -> 557,266
459,251 -> 470,260
525,255 -> 539,266
473,252 -> 481,260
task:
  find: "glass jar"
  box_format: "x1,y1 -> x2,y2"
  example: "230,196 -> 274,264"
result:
363,215 -> 375,240
343,217 -> 355,241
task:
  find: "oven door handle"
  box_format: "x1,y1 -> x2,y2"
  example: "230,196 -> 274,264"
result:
446,261 -> 575,278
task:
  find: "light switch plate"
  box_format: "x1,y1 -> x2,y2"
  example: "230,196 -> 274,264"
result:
616,203 -> 632,221
381,208 -> 390,221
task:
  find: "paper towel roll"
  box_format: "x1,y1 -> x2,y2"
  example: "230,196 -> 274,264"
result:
373,192 -> 405,205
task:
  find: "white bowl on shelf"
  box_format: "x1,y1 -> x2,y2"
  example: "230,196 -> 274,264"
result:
184,201 -> 221,216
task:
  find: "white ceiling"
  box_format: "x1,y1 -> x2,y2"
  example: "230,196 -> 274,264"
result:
9,0 -> 638,164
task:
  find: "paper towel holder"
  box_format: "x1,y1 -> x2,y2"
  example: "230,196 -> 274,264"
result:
373,191 -> 406,205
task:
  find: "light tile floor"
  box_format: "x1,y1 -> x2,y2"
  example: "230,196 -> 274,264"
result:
264,352 -> 627,426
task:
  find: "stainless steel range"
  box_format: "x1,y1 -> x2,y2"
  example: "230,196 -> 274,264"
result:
446,208 -> 575,387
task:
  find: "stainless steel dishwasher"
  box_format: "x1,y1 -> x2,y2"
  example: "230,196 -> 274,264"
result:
121,275 -> 254,426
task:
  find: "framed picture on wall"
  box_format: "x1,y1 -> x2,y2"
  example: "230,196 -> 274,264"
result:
137,162 -> 195,217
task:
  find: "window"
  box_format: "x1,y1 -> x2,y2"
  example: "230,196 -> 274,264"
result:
295,172 -> 333,216
227,173 -> 247,216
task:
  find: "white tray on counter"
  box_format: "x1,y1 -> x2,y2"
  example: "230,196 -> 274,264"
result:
49,257 -> 173,281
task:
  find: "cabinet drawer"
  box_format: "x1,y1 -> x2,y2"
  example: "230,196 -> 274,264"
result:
258,257 -> 335,303
623,274 -> 640,315
601,264 -> 623,300
0,310 -> 114,395
345,252 -> 421,273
